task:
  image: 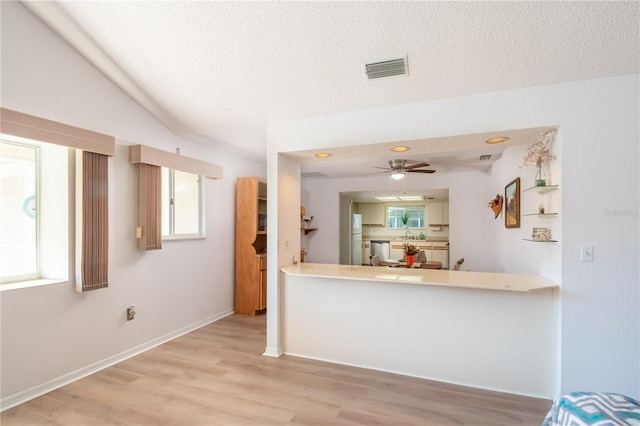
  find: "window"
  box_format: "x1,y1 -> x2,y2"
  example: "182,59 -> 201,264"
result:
387,206 -> 425,229
161,168 -> 204,239
0,141 -> 38,281
0,138 -> 70,286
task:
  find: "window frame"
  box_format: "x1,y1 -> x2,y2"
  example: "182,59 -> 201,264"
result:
387,205 -> 425,229
0,136 -> 72,290
161,167 -> 205,240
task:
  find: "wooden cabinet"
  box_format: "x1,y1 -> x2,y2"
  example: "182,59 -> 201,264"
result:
428,201 -> 449,226
356,203 -> 385,226
259,255 -> 267,310
235,177 -> 267,315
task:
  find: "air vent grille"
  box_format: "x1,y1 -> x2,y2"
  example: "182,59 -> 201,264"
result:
365,57 -> 407,79
479,154 -> 492,161
301,172 -> 328,178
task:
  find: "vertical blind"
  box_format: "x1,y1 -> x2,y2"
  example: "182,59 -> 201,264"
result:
80,151 -> 109,290
137,163 -> 162,250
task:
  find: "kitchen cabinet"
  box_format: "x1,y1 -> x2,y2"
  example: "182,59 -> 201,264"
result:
235,177 -> 267,315
389,241 -> 449,268
418,243 -> 449,269
428,201 -> 449,227
357,203 -> 385,226
362,240 -> 371,265
390,243 -> 404,261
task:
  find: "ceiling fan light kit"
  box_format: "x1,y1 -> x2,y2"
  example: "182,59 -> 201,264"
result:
373,159 -> 436,179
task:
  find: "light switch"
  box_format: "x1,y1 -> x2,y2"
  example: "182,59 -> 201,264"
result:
580,246 -> 594,262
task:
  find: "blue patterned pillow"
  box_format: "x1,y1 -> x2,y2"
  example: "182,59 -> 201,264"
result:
542,392 -> 640,426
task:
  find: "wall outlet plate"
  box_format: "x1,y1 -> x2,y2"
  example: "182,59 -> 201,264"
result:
580,246 -> 594,262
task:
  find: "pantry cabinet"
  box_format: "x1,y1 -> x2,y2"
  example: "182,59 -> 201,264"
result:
235,177 -> 267,315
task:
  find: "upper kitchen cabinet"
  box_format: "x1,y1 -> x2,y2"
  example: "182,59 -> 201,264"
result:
427,201 -> 449,227
356,203 -> 385,226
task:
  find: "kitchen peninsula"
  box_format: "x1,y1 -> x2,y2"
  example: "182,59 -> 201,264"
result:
281,263 -> 558,398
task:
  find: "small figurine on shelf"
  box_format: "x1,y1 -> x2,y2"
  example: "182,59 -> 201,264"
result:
538,204 -> 545,214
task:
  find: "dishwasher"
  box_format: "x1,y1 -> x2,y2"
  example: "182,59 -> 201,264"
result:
370,240 -> 391,262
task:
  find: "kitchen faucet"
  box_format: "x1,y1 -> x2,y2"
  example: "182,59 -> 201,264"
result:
405,230 -> 413,239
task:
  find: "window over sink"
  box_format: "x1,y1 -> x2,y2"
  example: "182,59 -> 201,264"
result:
387,206 -> 425,229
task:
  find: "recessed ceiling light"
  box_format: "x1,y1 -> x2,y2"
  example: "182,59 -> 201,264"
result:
374,196 -> 399,201
485,136 -> 509,144
391,146 -> 409,152
398,195 -> 424,201
314,153 -> 332,158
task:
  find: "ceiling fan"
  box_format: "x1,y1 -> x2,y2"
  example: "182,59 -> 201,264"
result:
374,159 -> 436,180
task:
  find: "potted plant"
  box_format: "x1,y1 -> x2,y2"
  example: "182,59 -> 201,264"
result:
400,211 -> 410,228
402,243 -> 419,267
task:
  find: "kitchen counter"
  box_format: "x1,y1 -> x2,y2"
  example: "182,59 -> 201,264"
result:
281,262 -> 558,398
281,263 -> 556,292
363,236 -> 449,243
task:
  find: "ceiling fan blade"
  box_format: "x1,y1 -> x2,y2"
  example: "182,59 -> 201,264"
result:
408,169 -> 436,174
372,166 -> 392,171
405,162 -> 431,170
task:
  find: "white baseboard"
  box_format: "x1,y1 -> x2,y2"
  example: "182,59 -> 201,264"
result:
0,309 -> 234,412
262,345 -> 282,358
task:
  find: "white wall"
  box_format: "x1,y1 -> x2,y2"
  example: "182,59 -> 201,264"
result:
269,75 -> 639,398
0,2 -> 266,405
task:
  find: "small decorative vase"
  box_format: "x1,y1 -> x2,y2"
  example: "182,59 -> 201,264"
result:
405,255 -> 414,267
535,162 -> 546,187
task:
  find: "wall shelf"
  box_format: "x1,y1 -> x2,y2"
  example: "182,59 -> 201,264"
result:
523,183 -> 560,242
523,185 -> 559,194
301,216 -> 317,235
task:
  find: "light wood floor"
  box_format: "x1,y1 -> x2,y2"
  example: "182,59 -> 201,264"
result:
2,314 -> 552,425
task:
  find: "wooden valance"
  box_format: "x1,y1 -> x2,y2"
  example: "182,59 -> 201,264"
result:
129,144 -> 222,179
1,107 -> 115,156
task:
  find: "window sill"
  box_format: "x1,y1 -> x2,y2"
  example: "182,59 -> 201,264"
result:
0,278 -> 69,292
162,234 -> 205,242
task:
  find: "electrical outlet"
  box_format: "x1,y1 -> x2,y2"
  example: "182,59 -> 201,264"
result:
126,306 -> 136,321
580,246 -> 594,262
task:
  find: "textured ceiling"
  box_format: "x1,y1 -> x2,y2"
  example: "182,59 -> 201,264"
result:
24,1 -> 639,176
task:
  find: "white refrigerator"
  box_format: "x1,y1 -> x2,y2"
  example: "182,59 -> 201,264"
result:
350,214 -> 363,265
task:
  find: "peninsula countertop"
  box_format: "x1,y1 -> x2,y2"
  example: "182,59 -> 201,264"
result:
281,263 -> 558,292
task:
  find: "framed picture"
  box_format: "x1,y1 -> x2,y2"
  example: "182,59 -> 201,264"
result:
505,177 -> 520,228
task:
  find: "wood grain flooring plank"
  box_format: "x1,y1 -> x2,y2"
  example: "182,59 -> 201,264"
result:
1,314 -> 552,425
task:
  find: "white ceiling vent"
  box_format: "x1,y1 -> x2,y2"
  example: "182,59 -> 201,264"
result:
301,172 -> 328,178
365,57 -> 407,80
479,154 -> 492,161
